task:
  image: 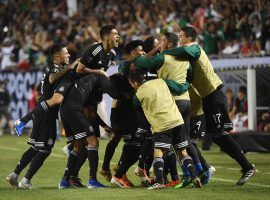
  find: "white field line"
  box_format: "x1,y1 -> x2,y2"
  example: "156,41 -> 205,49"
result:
1,146 -> 270,188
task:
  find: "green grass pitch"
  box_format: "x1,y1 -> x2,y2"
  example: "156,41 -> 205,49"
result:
0,134 -> 269,200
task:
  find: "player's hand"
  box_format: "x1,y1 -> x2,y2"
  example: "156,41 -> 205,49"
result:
262,112 -> 270,120
104,126 -> 114,136
99,69 -> 108,77
69,58 -> 81,70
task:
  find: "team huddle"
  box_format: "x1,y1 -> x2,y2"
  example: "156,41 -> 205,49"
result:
6,25 -> 255,190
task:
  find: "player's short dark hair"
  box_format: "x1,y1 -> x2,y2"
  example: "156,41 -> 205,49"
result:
50,44 -> 65,57
143,36 -> 156,53
128,69 -> 145,84
100,25 -> 115,40
164,32 -> 178,48
182,27 -> 197,42
109,73 -> 133,93
82,38 -> 96,51
126,40 -> 144,54
238,86 -> 247,95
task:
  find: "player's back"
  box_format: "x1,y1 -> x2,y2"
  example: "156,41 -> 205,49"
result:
192,47 -> 222,98
136,78 -> 183,133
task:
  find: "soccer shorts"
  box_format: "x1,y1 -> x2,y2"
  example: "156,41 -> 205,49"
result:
60,88 -> 95,143
189,114 -> 206,143
153,125 -> 188,151
202,88 -> 233,136
27,111 -> 57,150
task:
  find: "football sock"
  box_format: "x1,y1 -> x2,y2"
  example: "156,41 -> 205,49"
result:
14,147 -> 38,175
102,136 -> 121,170
24,150 -> 51,180
213,134 -> 253,171
87,145 -> 99,180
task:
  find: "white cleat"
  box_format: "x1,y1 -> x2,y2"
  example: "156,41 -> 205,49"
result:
6,172 -> 19,189
19,177 -> 33,189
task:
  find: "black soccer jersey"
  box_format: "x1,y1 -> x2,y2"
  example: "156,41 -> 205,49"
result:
39,63 -> 64,102
80,43 -> 116,72
75,74 -> 120,106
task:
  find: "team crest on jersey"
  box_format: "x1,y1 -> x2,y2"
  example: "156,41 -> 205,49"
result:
98,60 -> 102,65
59,86 -> 65,92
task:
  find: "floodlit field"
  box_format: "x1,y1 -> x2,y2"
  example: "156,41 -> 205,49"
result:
0,135 -> 269,200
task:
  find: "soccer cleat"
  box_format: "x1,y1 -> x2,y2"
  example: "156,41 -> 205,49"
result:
134,167 -> 151,184
111,176 -> 130,188
122,174 -> 134,187
69,178 -> 82,188
18,177 -> 33,189
210,166 -> 216,175
74,177 -> 86,187
198,171 -> 208,185
100,168 -> 112,182
147,183 -> 165,190
87,179 -> 107,189
191,177 -> 202,188
58,179 -> 70,189
236,164 -> 256,186
6,172 -> 19,189
165,180 -> 180,187
14,120 -> 26,136
174,176 -> 192,188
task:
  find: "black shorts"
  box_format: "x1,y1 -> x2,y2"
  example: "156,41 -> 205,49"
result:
153,125 -> 188,151
60,88 -> 95,143
27,111 -> 57,150
202,88 -> 233,136
175,100 -> 190,145
189,114 -> 206,143
54,73 -> 75,97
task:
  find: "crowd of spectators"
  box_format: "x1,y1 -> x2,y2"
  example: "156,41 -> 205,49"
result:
0,0 -> 270,71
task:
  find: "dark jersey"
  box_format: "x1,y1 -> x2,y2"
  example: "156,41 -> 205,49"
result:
80,43 -> 116,72
39,63 -> 63,102
75,74 -> 120,106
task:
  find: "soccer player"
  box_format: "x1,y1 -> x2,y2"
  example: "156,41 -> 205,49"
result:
6,44 -> 73,189
14,25 -> 120,136
58,73 -> 123,189
100,40 -> 145,182
128,70 -> 201,189
165,26 -> 255,186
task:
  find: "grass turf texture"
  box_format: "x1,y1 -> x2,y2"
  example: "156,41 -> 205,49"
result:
0,134 -> 269,200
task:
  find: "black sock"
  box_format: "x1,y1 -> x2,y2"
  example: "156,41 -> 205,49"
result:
213,134 -> 252,171
153,157 -> 164,184
74,147 -> 88,178
102,136 -> 121,170
181,156 -> 196,178
115,144 -> 140,178
193,143 -> 210,171
63,150 -> 79,180
14,147 -> 38,175
24,150 -> 51,180
138,138 -> 153,169
165,150 -> 179,181
187,143 -> 200,164
21,101 -> 49,123
87,146 -> 99,180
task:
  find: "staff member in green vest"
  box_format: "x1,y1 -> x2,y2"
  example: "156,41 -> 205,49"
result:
128,70 -> 201,190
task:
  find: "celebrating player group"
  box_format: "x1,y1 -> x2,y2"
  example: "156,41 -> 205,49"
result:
6,25 -> 255,190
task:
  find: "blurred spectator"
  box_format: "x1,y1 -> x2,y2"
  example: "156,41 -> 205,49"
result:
231,86 -> 248,132
225,87 -> 235,119
0,81 -> 13,135
258,111 -> 270,132
28,84 -> 39,111
0,0 -> 270,71
240,37 -> 252,56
